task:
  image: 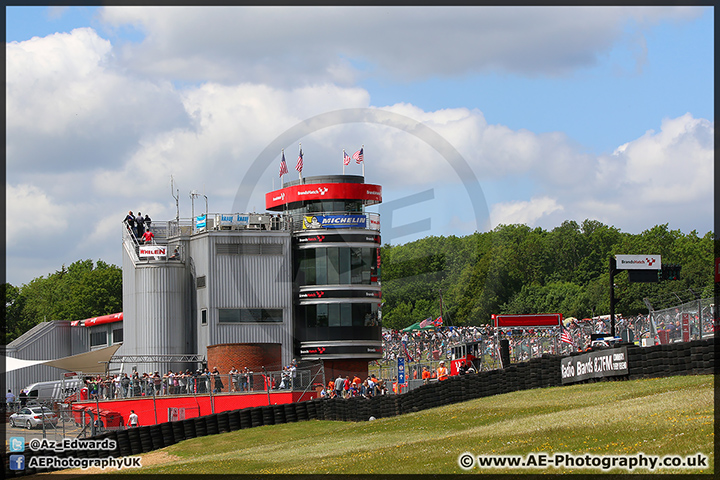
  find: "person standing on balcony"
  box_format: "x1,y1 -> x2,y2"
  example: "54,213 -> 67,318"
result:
135,212 -> 145,238
141,229 -> 154,245
124,211 -> 135,236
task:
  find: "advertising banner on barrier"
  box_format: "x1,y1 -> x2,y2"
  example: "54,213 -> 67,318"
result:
139,245 -> 167,257
560,346 -> 628,384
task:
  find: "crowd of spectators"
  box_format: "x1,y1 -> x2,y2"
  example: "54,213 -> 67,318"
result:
320,374 -> 387,399
382,325 -> 491,363
379,312 -> 695,366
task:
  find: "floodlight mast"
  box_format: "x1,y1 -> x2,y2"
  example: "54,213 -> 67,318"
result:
609,257 -> 618,338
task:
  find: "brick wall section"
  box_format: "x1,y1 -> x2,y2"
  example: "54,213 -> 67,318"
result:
207,343 -> 282,392
323,359 -> 369,386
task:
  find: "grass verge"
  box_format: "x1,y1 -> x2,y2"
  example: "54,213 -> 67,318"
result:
51,374 -> 715,475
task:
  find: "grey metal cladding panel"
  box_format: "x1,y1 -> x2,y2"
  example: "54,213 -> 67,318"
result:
211,234 -> 292,307
213,322 -> 294,348
212,254 -> 291,308
71,325 -> 90,355
131,265 -> 187,355
12,322 -> 73,360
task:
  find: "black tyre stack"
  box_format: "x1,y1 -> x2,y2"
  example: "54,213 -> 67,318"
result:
149,424 -> 166,450
137,426 -> 154,453
193,416 -> 207,438
182,417 -> 197,440
205,413 -> 219,435
272,404 -> 286,424
261,405 -> 274,426
227,409 -> 241,431
305,399 -> 319,420
116,429 -> 133,457
217,411 -> 230,433
127,427 -> 143,455
295,401 -> 309,421
250,406 -> 263,427
171,420 -> 186,442
284,403 -> 298,423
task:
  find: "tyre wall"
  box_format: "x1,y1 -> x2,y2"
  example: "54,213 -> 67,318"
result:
5,338 -> 713,477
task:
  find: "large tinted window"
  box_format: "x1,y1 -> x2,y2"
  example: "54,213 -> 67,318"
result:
219,309 -> 283,323
298,302 -> 379,328
297,247 -> 377,286
90,330 -> 107,347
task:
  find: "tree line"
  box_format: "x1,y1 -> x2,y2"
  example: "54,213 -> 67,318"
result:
3,259 -> 122,343
2,221 -> 714,342
379,221 -> 714,330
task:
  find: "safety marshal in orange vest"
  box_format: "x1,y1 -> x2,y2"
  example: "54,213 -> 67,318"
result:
437,360 -> 449,381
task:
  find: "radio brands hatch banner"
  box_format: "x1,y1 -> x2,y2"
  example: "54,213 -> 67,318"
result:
303,214 -> 367,229
615,255 -> 661,270
560,346 -> 628,384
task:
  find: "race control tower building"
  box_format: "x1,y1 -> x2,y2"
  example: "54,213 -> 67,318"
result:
120,174 -> 382,380
265,175 -> 383,379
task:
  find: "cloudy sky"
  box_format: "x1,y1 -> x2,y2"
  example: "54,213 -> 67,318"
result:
6,6 -> 714,287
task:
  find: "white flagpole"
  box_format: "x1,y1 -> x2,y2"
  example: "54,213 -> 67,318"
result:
342,149 -> 346,175
362,144 -> 365,177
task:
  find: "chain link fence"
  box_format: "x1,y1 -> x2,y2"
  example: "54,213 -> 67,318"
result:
649,297 -> 715,343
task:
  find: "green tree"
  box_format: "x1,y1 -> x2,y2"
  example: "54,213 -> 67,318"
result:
4,260 -> 123,343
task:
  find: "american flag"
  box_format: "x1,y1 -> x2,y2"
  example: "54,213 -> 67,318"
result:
352,147 -> 364,163
419,317 -> 432,328
343,150 -> 351,166
296,147 -> 303,173
560,325 -> 573,345
279,151 -> 288,177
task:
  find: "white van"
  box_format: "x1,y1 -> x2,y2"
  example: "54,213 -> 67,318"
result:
23,379 -> 84,403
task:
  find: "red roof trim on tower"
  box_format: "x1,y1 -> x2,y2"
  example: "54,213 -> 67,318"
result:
266,183 -> 382,210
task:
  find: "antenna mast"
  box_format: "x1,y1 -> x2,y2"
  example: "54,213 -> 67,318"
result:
171,175 -> 180,222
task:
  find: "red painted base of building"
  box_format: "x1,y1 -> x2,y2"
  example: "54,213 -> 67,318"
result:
72,390 -> 314,428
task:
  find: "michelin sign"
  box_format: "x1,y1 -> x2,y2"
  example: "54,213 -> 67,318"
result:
303,214 -> 366,229
560,346 -> 629,384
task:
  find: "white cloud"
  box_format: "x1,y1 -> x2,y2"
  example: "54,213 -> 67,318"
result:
490,197 -> 564,229
6,184 -> 69,247
5,15 -> 712,286
97,6 -> 702,84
